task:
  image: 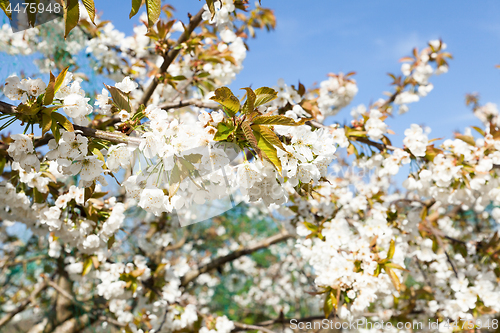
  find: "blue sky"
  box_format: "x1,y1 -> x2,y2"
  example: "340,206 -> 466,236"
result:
3,0 -> 500,146
92,0 -> 500,146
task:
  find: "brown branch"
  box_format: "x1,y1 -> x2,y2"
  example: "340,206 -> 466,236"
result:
307,120 -> 397,152
139,8 -> 205,106
0,280 -> 48,329
181,231 -> 294,286
351,136 -> 397,151
41,274 -> 80,307
159,98 -> 219,111
0,254 -> 48,268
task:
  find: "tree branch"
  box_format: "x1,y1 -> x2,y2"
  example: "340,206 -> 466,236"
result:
181,231 -> 294,286
139,8 -> 205,106
0,101 -> 142,146
0,280 -> 47,329
159,98 -> 219,111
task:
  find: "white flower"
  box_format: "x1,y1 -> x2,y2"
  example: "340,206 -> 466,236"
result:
83,234 -> 101,249
118,110 -> 131,122
70,155 -> 104,182
106,144 -> 133,172
94,88 -> 112,115
139,187 -> 167,216
139,132 -> 161,159
18,78 -> 46,97
403,124 -> 428,157
3,75 -> 23,100
115,76 -> 138,93
63,93 -> 92,118
365,109 -> 387,141
58,131 -> 88,160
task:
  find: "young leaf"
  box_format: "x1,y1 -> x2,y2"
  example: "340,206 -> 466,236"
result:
52,112 -> 74,132
385,267 -> 401,291
92,148 -> 106,167
0,157 -> 5,175
51,118 -> 61,142
82,0 -> 96,24
253,128 -> 282,174
252,115 -> 311,126
241,87 -> 256,114
0,0 -> 12,19
64,0 -> 80,39
386,239 -> 395,260
210,87 -> 240,116
241,120 -> 261,159
130,0 -> 143,19
41,113 -> 52,136
82,257 -> 93,276
169,164 -> 182,198
145,0 -> 161,28
385,263 -> 408,271
214,122 -> 234,141
323,291 -> 334,318
54,66 -> 70,93
44,72 -> 56,106
251,124 -> 285,151
104,84 -> 131,112
254,87 -> 278,107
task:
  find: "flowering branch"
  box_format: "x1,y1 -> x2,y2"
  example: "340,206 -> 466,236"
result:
159,98 -> 219,111
139,7 -> 206,106
181,231 -> 294,286
0,101 -> 142,146
0,280 -> 48,329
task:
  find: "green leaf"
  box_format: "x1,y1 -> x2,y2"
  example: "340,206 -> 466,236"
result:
82,258 -> 93,276
471,126 -> 485,137
64,0 -> 80,39
241,87 -> 256,114
51,118 -> 61,142
41,113 -> 52,136
92,148 -> 106,168
82,0 -> 95,24
145,0 -> 161,28
169,164 -> 182,198
252,115 -> 311,126
0,157 -> 5,174
251,124 -> 285,151
385,263 -> 408,271
129,0 -> 143,19
43,72 -> 56,106
210,87 -> 240,116
254,86 -> 278,107
253,127 -> 282,174
84,182 -> 95,202
384,267 -> 401,291
16,104 -> 37,116
214,122 -> 234,141
54,66 -> 70,94
455,134 -> 475,146
387,239 -> 395,260
104,84 -> 131,112
323,290 -> 336,318
52,112 -> 74,132
0,0 -> 12,19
